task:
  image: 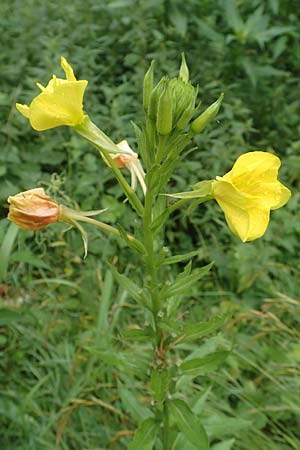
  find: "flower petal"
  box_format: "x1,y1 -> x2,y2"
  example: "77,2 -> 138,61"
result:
224,151 -> 281,186
270,182 -> 291,210
212,179 -> 270,241
29,80 -> 88,130
16,103 -> 30,118
60,56 -> 76,81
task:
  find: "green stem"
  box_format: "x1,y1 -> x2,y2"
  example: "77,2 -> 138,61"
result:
162,402 -> 170,450
62,210 -> 145,254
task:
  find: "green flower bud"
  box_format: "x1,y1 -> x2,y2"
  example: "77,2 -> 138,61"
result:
176,96 -> 196,130
179,53 -> 189,82
191,93 -> 224,134
156,84 -> 173,135
143,60 -> 155,113
148,77 -> 167,121
169,78 -> 197,125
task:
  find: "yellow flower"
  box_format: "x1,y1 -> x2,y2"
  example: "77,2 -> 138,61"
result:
8,188 -> 61,231
212,151 -> 291,242
16,57 -> 88,131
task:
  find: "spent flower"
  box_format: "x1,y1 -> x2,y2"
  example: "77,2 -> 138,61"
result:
8,188 -> 61,230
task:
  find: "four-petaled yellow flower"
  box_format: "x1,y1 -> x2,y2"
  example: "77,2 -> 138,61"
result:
16,57 -> 88,130
212,151 -> 291,242
8,188 -> 61,231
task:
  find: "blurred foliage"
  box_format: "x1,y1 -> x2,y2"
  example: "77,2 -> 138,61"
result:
1,0 -> 300,448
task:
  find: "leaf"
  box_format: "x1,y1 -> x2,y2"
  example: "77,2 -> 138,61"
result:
204,416 -> 252,438
109,265 -> 149,308
11,250 -> 51,269
180,351 -> 230,377
180,315 -> 228,343
211,439 -> 236,450
169,7 -> 187,37
0,309 -> 23,326
224,0 -> 244,33
150,369 -> 169,405
0,222 -> 18,282
162,262 -> 213,299
169,399 -> 209,449
128,417 -> 159,450
123,326 -> 153,342
118,383 -> 152,422
162,250 -> 199,266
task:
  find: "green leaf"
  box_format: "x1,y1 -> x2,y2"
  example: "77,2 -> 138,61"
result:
10,250 -> 51,269
162,250 -> 199,266
224,0 -> 244,33
0,309 -> 23,326
180,351 -> 230,377
211,439 -> 236,450
204,416 -> 252,438
150,369 -> 169,405
162,262 -> 213,299
118,383 -> 152,423
169,399 -> 209,449
180,315 -> 228,343
128,417 -> 159,450
123,326 -> 153,342
0,222 -> 18,282
109,265 -> 150,308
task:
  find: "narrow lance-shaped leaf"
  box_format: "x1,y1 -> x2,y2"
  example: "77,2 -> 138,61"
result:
163,262 -> 213,299
150,369 -> 169,406
109,265 -> 150,308
169,399 -> 209,450
180,314 -> 228,343
180,351 -> 230,377
128,417 -> 159,450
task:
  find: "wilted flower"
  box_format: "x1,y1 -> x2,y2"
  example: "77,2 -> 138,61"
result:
16,57 -> 88,131
8,188 -> 107,257
103,140 -> 147,195
8,188 -> 60,230
212,151 -> 291,242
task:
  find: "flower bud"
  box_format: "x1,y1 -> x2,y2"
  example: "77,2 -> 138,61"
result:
156,84 -> 173,135
8,188 -> 61,231
191,93 -> 224,134
143,60 -> 155,113
168,78 -> 197,125
179,53 -> 189,82
148,77 -> 167,121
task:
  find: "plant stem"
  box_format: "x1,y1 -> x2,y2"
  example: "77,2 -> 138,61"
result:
66,213 -> 145,254
162,402 -> 170,450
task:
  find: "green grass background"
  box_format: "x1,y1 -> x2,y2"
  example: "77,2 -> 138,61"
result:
0,0 -> 300,449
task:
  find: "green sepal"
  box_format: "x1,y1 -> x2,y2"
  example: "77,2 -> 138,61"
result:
166,180 -> 214,199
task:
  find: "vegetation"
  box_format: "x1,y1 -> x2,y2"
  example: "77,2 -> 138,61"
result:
1,1 -> 300,449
